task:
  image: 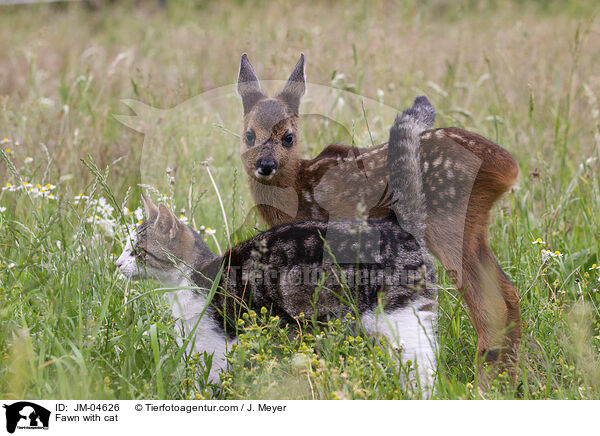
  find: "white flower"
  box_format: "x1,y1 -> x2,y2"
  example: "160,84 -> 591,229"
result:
134,207 -> 144,221
205,227 -> 216,235
532,238 -> 546,245
2,182 -> 21,192
178,214 -> 188,224
74,193 -> 89,204
97,218 -> 115,238
1,137 -> 10,144
24,156 -> 33,164
7,262 -> 16,269
97,197 -> 114,217
0,207 -> 6,213
541,249 -> 564,262
589,264 -> 600,271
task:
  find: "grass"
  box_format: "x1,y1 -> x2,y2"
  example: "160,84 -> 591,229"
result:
1,0 -> 600,399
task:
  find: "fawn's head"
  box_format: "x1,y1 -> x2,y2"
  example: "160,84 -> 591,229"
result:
237,53 -> 305,184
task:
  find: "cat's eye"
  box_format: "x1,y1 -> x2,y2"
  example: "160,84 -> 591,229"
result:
282,132 -> 294,147
245,130 -> 256,146
132,245 -> 144,258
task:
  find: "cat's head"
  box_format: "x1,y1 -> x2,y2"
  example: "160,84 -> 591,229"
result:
116,196 -> 204,285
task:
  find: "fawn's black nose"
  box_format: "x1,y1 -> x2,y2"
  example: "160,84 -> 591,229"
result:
256,158 -> 278,177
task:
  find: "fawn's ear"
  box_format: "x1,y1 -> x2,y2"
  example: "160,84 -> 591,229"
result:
156,203 -> 180,240
141,194 -> 159,221
237,53 -> 265,114
278,53 -> 305,114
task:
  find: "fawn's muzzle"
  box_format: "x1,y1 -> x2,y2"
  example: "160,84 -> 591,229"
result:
255,158 -> 278,177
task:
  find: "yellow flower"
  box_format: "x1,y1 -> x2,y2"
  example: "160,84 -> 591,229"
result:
5,148 -> 11,153
554,250 -> 561,256
36,184 -> 41,189
6,183 -> 12,187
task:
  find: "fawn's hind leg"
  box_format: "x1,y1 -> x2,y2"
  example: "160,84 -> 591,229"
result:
461,231 -> 521,383
421,127 -> 520,378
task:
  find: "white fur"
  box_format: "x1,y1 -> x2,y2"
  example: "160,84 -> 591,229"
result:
254,169 -> 276,179
360,298 -> 437,397
115,233 -> 139,278
166,277 -> 233,384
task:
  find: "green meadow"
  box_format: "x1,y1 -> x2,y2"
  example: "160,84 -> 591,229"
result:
0,0 -> 599,399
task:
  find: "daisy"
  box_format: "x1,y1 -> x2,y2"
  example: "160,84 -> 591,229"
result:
2,182 -> 20,192
134,207 -> 144,221
542,249 -> 564,262
74,193 -> 89,204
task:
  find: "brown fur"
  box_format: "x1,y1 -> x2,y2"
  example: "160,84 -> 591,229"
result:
238,55 -> 521,372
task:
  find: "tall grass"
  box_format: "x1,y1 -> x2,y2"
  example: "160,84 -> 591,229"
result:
1,0 -> 599,399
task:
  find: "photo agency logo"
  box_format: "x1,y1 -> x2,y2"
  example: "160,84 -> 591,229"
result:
113,54 -> 481,284
2,402 -> 50,434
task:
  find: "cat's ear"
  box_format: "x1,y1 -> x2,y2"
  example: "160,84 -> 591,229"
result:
237,53 -> 265,114
156,203 -> 180,240
141,194 -> 159,221
277,53 -> 305,114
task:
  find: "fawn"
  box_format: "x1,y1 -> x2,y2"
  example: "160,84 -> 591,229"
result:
236,53 -> 520,374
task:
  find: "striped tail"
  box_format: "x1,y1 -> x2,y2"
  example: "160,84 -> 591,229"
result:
388,95 -> 436,284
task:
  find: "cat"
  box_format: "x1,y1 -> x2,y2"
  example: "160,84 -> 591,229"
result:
115,100 -> 437,394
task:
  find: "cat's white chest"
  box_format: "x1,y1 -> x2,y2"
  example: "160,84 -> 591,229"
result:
166,284 -> 232,383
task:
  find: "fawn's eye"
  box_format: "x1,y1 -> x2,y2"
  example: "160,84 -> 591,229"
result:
245,130 -> 256,146
282,132 -> 294,147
